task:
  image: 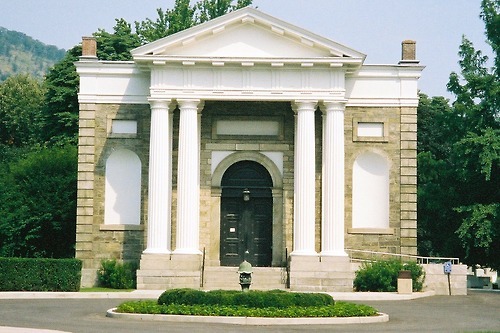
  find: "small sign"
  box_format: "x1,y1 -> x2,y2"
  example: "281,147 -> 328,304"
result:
443,261 -> 452,274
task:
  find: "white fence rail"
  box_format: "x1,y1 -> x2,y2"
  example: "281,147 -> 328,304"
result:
346,249 -> 460,265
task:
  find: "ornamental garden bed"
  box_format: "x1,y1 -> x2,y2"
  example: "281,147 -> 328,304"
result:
113,288 -> 380,319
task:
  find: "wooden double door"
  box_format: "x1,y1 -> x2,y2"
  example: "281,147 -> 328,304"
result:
220,161 -> 273,267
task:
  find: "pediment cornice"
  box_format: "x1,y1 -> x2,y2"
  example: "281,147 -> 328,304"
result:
131,7 -> 365,71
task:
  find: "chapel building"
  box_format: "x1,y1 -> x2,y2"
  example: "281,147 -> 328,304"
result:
75,7 -> 423,291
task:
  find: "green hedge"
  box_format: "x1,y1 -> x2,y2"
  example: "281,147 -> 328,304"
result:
158,288 -> 335,308
353,259 -> 425,292
0,257 -> 82,291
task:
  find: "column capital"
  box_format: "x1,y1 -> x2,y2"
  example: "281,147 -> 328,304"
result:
148,98 -> 175,112
177,99 -> 205,112
291,100 -> 318,114
319,100 -> 347,113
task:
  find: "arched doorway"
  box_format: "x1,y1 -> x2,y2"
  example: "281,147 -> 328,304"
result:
220,161 -> 273,267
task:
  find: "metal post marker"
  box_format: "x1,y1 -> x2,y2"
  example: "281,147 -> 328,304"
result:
443,261 -> 452,295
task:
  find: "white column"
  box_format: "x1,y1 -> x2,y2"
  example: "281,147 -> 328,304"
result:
291,100 -> 318,256
174,99 -> 203,255
144,99 -> 174,254
320,101 -> 347,257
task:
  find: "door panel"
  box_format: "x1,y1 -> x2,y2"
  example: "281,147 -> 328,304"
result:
220,196 -> 272,267
220,160 -> 273,267
220,199 -> 241,266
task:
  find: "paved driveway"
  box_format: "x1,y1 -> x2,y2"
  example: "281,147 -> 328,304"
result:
0,290 -> 498,332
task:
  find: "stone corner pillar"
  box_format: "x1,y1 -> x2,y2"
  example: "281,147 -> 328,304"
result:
319,100 -> 348,257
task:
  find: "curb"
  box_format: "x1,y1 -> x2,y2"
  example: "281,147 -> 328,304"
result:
106,308 -> 389,325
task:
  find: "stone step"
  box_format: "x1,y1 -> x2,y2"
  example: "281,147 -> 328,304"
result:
202,266 -> 287,290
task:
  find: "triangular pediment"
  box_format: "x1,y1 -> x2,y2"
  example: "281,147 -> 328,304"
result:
132,7 -> 365,62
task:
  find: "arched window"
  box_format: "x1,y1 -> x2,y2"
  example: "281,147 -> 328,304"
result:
105,149 -> 141,225
352,152 -> 389,229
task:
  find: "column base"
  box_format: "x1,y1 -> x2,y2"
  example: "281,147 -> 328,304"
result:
173,248 -> 203,255
137,253 -> 202,290
320,250 -> 348,257
290,250 -> 318,256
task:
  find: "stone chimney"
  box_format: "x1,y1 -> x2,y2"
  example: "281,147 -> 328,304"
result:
399,40 -> 419,65
81,37 -> 97,59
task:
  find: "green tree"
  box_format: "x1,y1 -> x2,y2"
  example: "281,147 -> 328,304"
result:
417,94 -> 464,258
94,18 -> 141,61
447,0 -> 500,270
195,0 -> 253,23
42,46 -> 81,145
0,74 -> 45,146
135,0 -> 252,44
0,145 -> 77,258
418,0 -> 499,270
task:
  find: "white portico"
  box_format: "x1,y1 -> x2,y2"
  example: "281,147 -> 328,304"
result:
132,6 -> 363,259
75,7 -> 422,290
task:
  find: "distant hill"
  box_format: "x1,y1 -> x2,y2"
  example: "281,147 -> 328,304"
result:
0,27 -> 66,81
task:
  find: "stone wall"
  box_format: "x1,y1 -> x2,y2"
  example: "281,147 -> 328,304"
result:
344,106 -> 404,254
76,103 -> 150,287
422,264 -> 468,295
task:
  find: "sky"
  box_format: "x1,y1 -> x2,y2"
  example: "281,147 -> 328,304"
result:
0,0 -> 493,100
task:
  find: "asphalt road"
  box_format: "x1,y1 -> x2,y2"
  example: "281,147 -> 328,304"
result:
0,290 -> 498,333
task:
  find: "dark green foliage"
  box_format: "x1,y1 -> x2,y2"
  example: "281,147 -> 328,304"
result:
353,260 -> 425,292
97,259 -> 138,289
0,145 -> 77,258
117,299 -> 377,318
94,19 -> 141,61
42,46 -> 81,145
0,257 -> 81,291
0,74 -> 45,146
158,288 -> 334,308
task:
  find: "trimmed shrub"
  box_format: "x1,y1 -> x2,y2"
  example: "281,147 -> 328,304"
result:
157,288 -> 334,308
353,259 -> 425,292
402,261 -> 426,291
0,257 -> 81,291
97,259 -> 137,289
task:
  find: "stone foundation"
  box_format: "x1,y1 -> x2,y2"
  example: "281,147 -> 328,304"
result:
137,253 -> 203,290
289,255 -> 354,292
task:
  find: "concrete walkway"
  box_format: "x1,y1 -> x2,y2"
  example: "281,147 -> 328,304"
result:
0,289 -> 435,300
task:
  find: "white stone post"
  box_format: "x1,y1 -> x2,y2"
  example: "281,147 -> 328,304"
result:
320,101 -> 347,257
291,100 -> 318,256
144,99 -> 174,254
174,99 -> 203,255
